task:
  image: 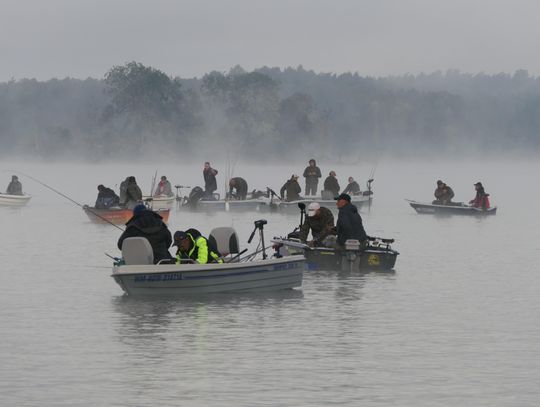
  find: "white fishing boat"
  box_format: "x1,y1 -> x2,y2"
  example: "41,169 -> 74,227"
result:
112,221 -> 305,296
0,193 -> 32,206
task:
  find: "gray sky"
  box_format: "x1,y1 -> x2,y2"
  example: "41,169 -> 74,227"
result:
1,0 -> 538,80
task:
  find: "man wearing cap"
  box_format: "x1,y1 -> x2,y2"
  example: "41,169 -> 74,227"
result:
433,180 -> 454,205
323,171 -> 340,198
280,175 -> 302,202
335,193 -> 368,248
303,159 -> 322,196
469,182 -> 490,209
299,202 -> 335,247
117,204 -> 173,264
6,175 -> 23,195
173,229 -> 223,264
154,176 -> 173,197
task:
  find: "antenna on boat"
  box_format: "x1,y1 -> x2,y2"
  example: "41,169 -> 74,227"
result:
11,170 -> 125,231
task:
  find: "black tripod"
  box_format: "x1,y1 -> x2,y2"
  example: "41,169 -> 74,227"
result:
248,219 -> 268,259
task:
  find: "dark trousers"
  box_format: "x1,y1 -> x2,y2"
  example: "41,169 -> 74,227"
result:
305,180 -> 318,196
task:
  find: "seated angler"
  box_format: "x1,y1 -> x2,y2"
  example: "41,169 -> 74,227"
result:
469,182 -> 490,209
6,175 -> 23,195
173,229 -> 223,264
95,184 -> 120,209
299,202 -> 335,247
433,180 -> 454,205
117,204 -> 173,264
280,174 -> 302,202
342,177 -> 361,195
335,193 -> 368,249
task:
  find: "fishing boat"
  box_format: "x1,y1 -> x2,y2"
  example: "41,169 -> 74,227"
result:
277,193 -> 372,212
272,237 -> 398,272
271,201 -> 398,272
0,193 -> 32,206
178,186 -> 280,212
406,200 -> 497,215
83,205 -> 171,224
112,221 -> 305,296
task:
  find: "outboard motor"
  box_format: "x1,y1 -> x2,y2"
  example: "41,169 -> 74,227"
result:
187,186 -> 205,207
341,239 -> 362,272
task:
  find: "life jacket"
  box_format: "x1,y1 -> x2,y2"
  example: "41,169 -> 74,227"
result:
176,231 -> 222,264
472,192 -> 490,209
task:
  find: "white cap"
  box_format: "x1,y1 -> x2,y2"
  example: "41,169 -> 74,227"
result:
307,202 -> 320,217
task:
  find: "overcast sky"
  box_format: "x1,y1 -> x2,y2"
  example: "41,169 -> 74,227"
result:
1,0 -> 538,80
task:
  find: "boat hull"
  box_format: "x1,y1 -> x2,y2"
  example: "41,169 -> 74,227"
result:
183,198 -> 278,212
112,257 -> 305,296
84,207 -> 171,224
142,195 -> 175,210
278,195 -> 372,212
0,193 -> 31,206
407,200 -> 497,215
272,238 -> 398,272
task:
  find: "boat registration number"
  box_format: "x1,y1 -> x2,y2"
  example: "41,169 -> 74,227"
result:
134,273 -> 183,283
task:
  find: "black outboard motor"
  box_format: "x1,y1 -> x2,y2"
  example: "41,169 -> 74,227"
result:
187,186 -> 205,207
287,202 -> 306,239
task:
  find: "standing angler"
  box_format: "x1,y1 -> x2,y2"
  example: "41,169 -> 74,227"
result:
324,171 -> 340,198
303,159 -> 322,196
203,161 -> 219,199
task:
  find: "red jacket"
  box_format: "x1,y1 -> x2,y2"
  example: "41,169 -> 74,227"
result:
470,193 -> 490,209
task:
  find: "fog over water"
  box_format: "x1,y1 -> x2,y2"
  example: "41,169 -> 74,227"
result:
1,159 -> 539,406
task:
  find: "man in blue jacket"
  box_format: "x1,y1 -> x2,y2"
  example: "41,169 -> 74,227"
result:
335,193 -> 367,247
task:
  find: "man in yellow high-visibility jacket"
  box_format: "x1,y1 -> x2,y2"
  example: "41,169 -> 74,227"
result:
173,230 -> 223,264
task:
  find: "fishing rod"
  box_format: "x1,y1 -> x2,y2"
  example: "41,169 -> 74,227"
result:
10,170 -> 125,231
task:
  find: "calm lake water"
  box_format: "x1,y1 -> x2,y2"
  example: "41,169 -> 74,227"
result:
1,159 -> 539,406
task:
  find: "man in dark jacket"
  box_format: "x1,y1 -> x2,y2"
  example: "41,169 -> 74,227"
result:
303,159 -> 322,196
6,175 -> 23,195
324,171 -> 340,198
125,176 -> 143,209
117,204 -> 173,264
299,202 -> 335,246
95,184 -> 120,209
280,175 -> 302,202
342,177 -> 361,195
228,177 -> 248,200
335,193 -> 367,247
203,162 -> 218,198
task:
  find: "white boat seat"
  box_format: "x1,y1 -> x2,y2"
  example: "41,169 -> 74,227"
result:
121,237 -> 154,265
209,227 -> 240,256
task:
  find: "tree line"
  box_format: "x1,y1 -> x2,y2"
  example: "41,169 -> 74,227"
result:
1,62 -> 539,161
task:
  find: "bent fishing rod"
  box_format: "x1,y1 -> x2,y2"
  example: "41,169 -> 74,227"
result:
11,170 -> 125,231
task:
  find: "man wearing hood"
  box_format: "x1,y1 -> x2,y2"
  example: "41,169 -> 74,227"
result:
324,171 -> 340,198
335,193 -> 367,247
303,159 -> 322,196
125,176 -> 143,209
95,184 -> 120,209
117,204 -> 173,264
6,175 -> 23,195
